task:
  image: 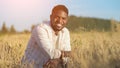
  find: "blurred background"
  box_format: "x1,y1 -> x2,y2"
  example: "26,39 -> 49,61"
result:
0,0 -> 120,33
0,0 -> 120,68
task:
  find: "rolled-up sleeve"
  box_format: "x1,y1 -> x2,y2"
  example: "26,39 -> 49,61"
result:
32,25 -> 61,59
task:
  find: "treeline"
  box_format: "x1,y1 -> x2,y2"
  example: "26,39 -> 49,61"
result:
67,15 -> 120,32
0,22 -> 16,34
0,15 -> 120,34
0,22 -> 30,34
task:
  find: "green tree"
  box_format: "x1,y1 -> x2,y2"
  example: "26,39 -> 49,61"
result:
10,25 -> 16,33
1,22 -> 8,33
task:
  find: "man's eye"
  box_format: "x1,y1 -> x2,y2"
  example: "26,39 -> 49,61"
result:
62,18 -> 67,20
62,18 -> 65,20
55,16 -> 59,19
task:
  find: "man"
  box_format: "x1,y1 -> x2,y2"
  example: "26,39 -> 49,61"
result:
21,5 -> 71,68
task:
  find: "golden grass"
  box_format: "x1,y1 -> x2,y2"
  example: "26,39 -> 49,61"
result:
70,32 -> 120,68
0,34 -> 29,68
0,32 -> 120,68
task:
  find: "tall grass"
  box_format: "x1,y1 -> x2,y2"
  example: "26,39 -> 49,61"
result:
0,32 -> 120,68
0,34 -> 29,68
70,32 -> 120,68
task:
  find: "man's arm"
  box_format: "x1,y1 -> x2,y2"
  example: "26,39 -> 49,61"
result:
32,25 -> 61,59
62,28 -> 71,52
60,28 -> 72,60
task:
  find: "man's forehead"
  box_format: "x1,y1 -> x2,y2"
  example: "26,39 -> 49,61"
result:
52,10 -> 68,18
53,10 -> 68,16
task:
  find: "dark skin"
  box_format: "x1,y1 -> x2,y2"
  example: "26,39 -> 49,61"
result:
50,10 -> 68,35
44,51 -> 71,68
50,10 -> 71,58
61,51 -> 71,58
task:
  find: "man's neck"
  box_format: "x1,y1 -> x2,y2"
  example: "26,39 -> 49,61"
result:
55,31 -> 59,35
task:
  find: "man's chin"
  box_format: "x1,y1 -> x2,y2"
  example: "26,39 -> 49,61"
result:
55,27 -> 61,30
53,26 -> 64,31
55,28 -> 62,31
56,29 -> 61,31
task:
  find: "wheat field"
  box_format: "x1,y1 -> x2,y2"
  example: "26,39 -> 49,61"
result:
0,32 -> 120,68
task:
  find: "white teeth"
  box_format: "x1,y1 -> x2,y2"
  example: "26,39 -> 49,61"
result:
57,24 -> 62,27
56,24 -> 62,27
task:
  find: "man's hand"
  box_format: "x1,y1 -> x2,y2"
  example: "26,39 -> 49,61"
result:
43,59 -> 62,68
61,51 -> 71,58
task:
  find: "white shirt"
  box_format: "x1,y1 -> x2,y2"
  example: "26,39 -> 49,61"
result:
22,21 -> 71,68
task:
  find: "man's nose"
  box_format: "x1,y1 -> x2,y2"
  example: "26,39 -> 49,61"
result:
57,18 -> 63,24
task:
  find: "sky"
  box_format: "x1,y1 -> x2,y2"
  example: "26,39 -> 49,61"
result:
0,0 -> 120,31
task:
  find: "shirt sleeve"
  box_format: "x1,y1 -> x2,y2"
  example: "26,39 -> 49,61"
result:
32,25 -> 61,59
63,28 -> 71,51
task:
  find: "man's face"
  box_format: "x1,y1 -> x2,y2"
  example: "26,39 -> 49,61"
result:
50,10 -> 68,32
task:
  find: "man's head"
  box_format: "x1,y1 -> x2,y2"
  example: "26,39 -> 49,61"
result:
50,5 -> 69,32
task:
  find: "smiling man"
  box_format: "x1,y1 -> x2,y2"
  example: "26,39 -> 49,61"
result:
22,5 -> 71,68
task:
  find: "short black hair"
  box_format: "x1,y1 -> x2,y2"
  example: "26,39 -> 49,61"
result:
52,5 -> 69,15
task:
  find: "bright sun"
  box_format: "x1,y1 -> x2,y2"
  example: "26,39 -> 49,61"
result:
1,0 -> 55,18
6,0 -> 49,10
